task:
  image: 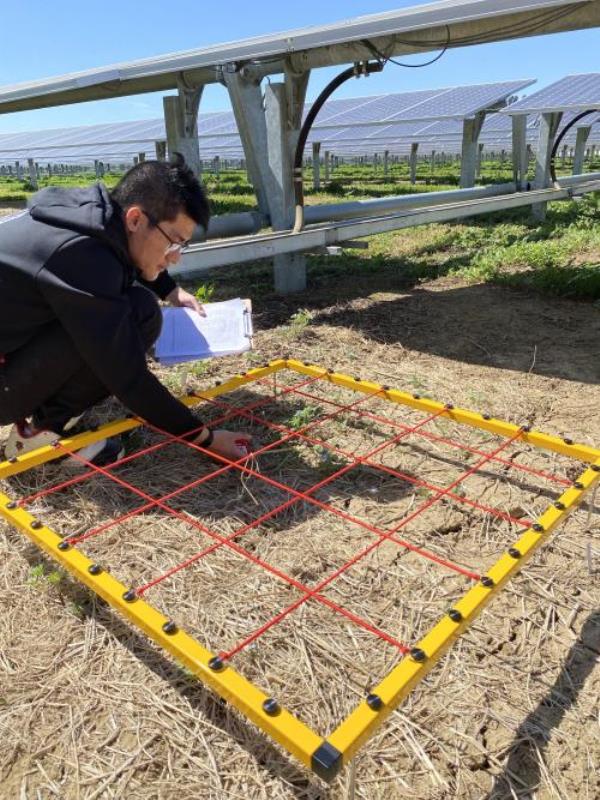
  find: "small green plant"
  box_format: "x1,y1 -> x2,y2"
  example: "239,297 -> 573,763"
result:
191,361 -> 209,377
162,373 -> 182,393
46,570 -> 63,587
194,283 -> 216,304
285,308 -> 313,338
68,601 -> 85,619
409,374 -> 427,391
27,564 -> 45,586
288,405 -> 322,430
27,564 -> 64,588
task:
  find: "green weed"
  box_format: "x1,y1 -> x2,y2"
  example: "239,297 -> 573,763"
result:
194,283 -> 216,304
68,601 -> 85,619
288,405 -> 322,430
2,168 -> 599,301
284,308 -> 313,338
27,564 -> 64,588
190,361 -> 209,377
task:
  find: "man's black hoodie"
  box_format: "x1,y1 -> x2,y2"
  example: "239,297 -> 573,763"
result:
0,184 -> 200,435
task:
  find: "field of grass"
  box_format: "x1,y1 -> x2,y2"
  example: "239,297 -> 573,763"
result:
1,158 -> 600,300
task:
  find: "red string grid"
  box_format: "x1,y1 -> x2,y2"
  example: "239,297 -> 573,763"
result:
11,368 -> 585,732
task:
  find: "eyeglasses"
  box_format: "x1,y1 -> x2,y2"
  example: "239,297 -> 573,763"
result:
143,210 -> 190,255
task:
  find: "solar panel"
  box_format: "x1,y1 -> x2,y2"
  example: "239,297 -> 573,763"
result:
312,80 -> 533,127
315,90 -> 441,127
387,80 -> 534,121
504,73 -> 600,114
3,78 -> 600,166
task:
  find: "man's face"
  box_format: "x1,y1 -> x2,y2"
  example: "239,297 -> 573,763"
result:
123,206 -> 197,282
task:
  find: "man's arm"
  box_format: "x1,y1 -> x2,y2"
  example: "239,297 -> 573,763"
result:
139,270 -> 206,316
39,238 -> 251,459
38,238 -> 202,436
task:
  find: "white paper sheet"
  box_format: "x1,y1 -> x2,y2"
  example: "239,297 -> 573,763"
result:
154,298 -> 252,365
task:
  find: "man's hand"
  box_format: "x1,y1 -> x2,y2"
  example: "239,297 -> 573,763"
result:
196,429 -> 252,461
165,286 -> 206,317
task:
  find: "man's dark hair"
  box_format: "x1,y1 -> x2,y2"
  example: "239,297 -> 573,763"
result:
111,153 -> 210,231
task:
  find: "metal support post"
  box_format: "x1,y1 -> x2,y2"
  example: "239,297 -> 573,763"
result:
155,139 -> 167,160
324,150 -> 330,182
460,111 -> 485,188
409,142 -> 418,185
476,142 -> 485,178
383,149 -> 389,180
27,158 -> 38,190
573,126 -> 591,175
511,114 -> 528,189
264,69 -> 310,294
163,80 -> 203,177
532,111 -> 562,220
312,141 -> 321,191
138,152 -> 146,162
224,69 -> 271,217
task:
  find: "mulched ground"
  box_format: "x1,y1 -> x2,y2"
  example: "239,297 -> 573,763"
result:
1,240 -> 599,799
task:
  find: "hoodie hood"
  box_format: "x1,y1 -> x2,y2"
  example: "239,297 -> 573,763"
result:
27,183 -> 130,264
28,183 -> 114,234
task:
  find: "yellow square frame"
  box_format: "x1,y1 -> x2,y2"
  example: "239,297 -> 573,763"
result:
1,358 -> 599,782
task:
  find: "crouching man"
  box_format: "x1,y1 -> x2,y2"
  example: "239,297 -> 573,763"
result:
0,155 -> 250,465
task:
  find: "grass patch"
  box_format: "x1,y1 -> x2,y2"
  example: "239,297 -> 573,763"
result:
2,165 -> 600,301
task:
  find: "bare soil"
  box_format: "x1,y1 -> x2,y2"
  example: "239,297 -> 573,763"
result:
1,252 -> 599,800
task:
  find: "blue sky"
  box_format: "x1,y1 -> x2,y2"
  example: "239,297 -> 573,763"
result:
0,0 -> 597,132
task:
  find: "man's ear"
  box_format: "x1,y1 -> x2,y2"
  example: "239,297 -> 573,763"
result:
124,205 -> 144,233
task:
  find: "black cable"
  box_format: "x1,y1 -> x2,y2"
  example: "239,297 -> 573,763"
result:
292,61 -> 384,231
237,2 -> 579,73
550,109 -> 597,183
284,1 -> 583,232
363,26 -> 450,68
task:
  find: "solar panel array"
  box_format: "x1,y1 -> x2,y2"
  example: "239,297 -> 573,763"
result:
0,80 -> 532,165
504,73 -> 600,114
315,81 -> 533,127
1,77 -> 599,166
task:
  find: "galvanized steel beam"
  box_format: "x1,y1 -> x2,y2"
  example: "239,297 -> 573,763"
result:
177,176 -> 600,275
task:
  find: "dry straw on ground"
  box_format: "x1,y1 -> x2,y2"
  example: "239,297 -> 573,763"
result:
1,273 -> 599,800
